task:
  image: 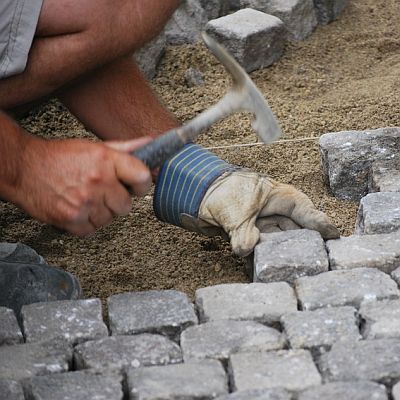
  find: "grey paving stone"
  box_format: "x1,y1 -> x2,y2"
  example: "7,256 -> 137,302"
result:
320,339 -> 400,385
355,193 -> 400,234
359,299 -> 400,339
21,298 -> 108,345
392,267 -> 400,285
127,360 -> 228,399
314,0 -> 349,25
108,290 -> 197,341
370,158 -> 400,193
181,320 -> 285,362
0,307 -> 23,345
327,232 -> 400,274
229,349 -> 321,392
0,340 -> 72,381
215,388 -> 292,400
0,379 -> 25,400
74,334 -> 182,372
393,381 -> 400,400
199,0 -> 229,20
298,381 -> 388,400
0,242 -> 45,264
24,370 -> 123,400
319,127 -> 400,200
281,306 -> 360,350
195,283 -> 297,325
295,268 -> 400,310
135,33 -> 166,80
254,230 -> 328,284
205,9 -> 286,73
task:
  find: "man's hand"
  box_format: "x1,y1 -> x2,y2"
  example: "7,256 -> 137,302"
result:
10,135 -> 152,235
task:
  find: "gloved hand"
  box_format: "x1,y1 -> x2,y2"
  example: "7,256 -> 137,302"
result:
154,144 -> 339,257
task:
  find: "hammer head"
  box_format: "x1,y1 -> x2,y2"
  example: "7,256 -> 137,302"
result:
202,33 -> 281,144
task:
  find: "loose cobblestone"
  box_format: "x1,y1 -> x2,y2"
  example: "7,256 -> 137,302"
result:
253,230 -> 328,284
359,299 -> 400,339
74,334 -> 182,372
320,339 -> 400,385
215,388 -> 292,400
295,268 -> 400,310
21,298 -> 108,345
298,381 -> 388,400
326,232 -> 400,274
181,320 -> 285,362
281,306 -> 360,350
0,379 -> 25,400
108,290 -> 197,341
127,360 -> 228,399
195,283 -> 297,325
135,34 -> 166,80
393,381 -> 400,400
314,0 -> 349,24
370,158 -> 400,193
0,307 -> 23,345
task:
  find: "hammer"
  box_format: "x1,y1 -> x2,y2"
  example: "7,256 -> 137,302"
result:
132,32 -> 281,170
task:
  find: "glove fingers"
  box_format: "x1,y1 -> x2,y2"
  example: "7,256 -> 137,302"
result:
230,219 -> 260,257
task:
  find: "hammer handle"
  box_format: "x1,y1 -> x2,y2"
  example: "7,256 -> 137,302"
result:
131,129 -> 186,170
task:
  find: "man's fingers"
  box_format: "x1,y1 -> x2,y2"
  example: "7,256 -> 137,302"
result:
104,185 -> 132,216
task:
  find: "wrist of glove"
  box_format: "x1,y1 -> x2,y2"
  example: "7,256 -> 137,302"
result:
154,144 -> 339,257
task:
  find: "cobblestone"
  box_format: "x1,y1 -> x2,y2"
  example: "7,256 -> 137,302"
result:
74,334 -> 182,372
253,230 -> 328,284
127,360 -> 228,399
229,349 -> 321,392
108,290 -> 197,341
392,267 -> 400,285
295,268 -> 400,310
320,339 -> 400,385
195,283 -> 297,325
326,232 -> 400,274
0,379 -> 25,400
393,381 -> 400,400
314,0 -> 349,25
369,158 -> 400,193
181,320 -> 285,362
281,306 -> 360,350
21,298 -> 108,345
0,307 -> 23,345
215,388 -> 292,400
359,299 -> 400,339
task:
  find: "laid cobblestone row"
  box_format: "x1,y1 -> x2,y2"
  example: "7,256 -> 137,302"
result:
0,379 -> 25,400
215,388 -> 292,400
0,307 -> 23,345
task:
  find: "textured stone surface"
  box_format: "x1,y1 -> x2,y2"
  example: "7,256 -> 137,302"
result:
74,334 -> 182,372
254,230 -> 328,284
205,9 -> 286,73
370,158 -> 400,193
195,283 -> 297,325
199,0 -> 228,20
359,299 -> 400,339
327,232 -> 400,274
135,33 -> 166,80
184,68 -> 204,87
0,242 -> 45,264
313,0 -> 349,25
215,388 -> 292,400
319,127 -> 400,200
181,320 -> 285,362
165,0 -> 208,44
229,349 -> 321,392
392,267 -> 400,285
127,360 -> 228,399
320,339 -> 400,385
0,379 -> 25,400
0,340 -> 72,381
393,381 -> 400,400
295,268 -> 400,310
108,290 -> 197,341
0,307 -> 23,345
21,298 -> 108,345
24,371 -> 123,400
355,193 -> 400,234
281,306 -> 360,350
298,381 -> 388,400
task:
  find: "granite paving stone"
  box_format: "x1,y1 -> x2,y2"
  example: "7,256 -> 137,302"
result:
369,157 -> 400,193
298,381 -> 388,400
108,290 -> 197,341
195,283 -> 297,325
229,349 -> 321,392
205,9 -> 286,72
127,360 -> 228,400
74,334 -> 182,372
0,307 -> 23,345
199,0 -> 228,20
359,299 -> 400,339
135,33 -> 166,80
215,388 -> 292,400
320,339 -> 400,385
253,230 -> 329,284
181,320 -> 285,362
326,231 -> 400,274
314,0 -> 349,25
281,306 -> 360,350
0,339 -> 72,381
393,381 -> 400,400
0,379 -> 25,400
295,268 -> 400,310
21,298 -> 108,345
392,267 -> 400,285
355,192 -> 400,234
24,370 -> 124,400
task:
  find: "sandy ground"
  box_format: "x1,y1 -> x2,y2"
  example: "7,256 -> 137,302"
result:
1,0 -> 400,303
